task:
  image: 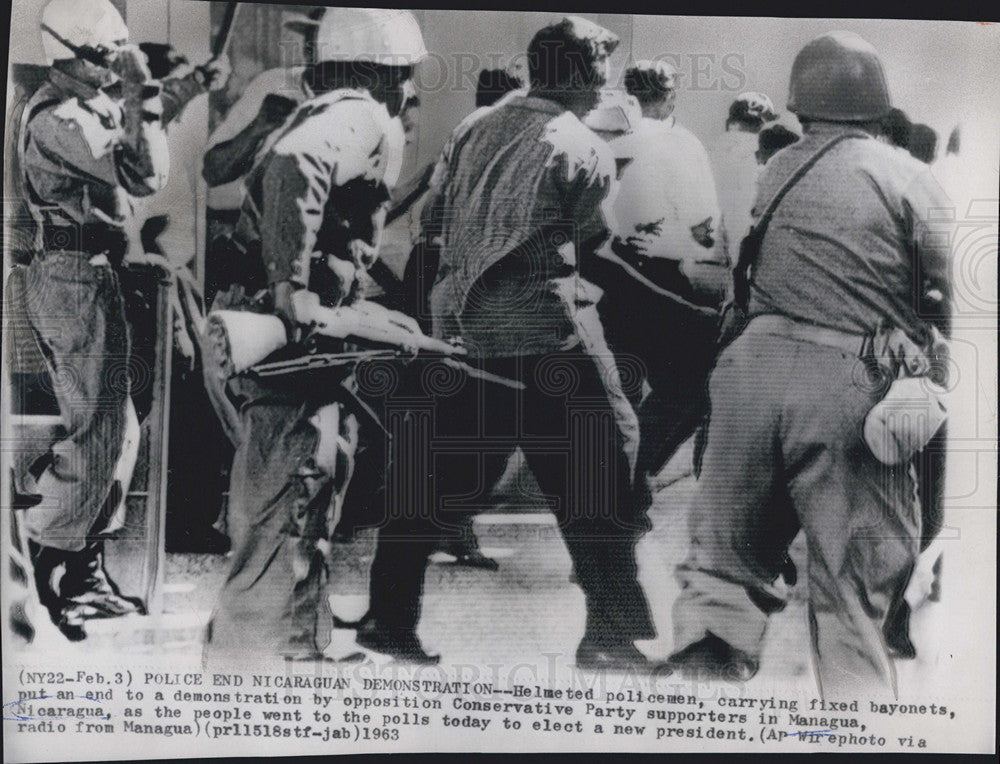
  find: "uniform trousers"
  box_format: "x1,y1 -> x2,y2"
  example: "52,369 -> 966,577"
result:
672,318 -> 920,698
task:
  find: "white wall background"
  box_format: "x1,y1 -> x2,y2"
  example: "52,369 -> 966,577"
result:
407,11 -> 999,195
7,5 -> 998,254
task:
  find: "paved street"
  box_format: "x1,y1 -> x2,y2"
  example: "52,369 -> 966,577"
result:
15,440 -> 985,705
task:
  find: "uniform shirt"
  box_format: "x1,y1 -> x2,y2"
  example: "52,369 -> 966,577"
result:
610,116 -> 725,265
712,128 -> 761,257
749,122 -> 953,339
205,66 -> 309,211
233,88 -> 396,306
206,67 -> 407,216
426,94 -> 616,358
20,69 -> 171,231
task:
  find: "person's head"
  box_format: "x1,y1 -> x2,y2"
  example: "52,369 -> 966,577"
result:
527,16 -> 619,118
398,79 -> 421,144
787,31 -> 891,135
880,108 -> 912,149
475,68 -> 524,108
306,8 -> 427,118
908,123 -> 938,164
756,124 -> 800,164
726,92 -> 777,133
41,0 -> 129,87
623,60 -> 677,121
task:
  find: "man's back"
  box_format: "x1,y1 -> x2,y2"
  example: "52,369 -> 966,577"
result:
750,123 -> 953,338
232,89 -> 394,306
611,117 -> 723,265
428,94 -> 615,357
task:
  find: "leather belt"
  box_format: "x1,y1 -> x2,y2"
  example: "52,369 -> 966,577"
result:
744,314 -> 869,357
40,224 -> 128,260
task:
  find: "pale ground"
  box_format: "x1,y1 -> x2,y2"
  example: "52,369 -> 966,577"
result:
16,438 -> 983,703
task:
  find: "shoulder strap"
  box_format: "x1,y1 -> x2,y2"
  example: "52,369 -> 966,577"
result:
755,132 -> 864,234
733,131 -> 867,308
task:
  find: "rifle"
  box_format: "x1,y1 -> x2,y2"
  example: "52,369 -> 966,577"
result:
191,1 -> 240,87
250,348 -> 525,391
211,2 -> 240,59
207,293 -> 525,390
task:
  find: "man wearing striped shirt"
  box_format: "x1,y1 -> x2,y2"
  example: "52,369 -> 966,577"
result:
360,16 -> 655,670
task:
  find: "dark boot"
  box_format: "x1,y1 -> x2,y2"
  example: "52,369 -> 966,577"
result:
28,540 -> 86,641
355,617 -> 440,665
576,640 -> 651,672
61,539 -> 146,618
883,598 -> 917,659
666,633 -> 759,682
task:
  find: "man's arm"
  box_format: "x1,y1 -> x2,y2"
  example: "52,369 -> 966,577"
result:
159,72 -> 206,125
202,117 -> 274,187
202,93 -> 297,186
31,54 -> 168,199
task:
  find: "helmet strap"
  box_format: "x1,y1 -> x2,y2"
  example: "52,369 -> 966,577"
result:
41,22 -> 112,68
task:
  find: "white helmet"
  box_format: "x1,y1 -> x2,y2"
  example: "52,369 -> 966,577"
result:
315,8 -> 427,66
41,0 -> 128,65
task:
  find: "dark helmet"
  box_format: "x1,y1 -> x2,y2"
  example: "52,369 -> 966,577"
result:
787,31 -> 891,122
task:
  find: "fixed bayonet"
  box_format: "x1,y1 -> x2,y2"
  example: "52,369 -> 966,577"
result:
250,349 -> 525,390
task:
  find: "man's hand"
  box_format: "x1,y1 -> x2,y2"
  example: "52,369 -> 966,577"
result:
347,239 -> 379,271
138,42 -> 189,79
295,294 -> 465,356
197,55 -> 232,92
110,44 -> 153,84
353,302 -> 424,355
255,93 -> 298,129
622,231 -> 656,257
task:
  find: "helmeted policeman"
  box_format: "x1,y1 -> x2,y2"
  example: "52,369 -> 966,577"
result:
202,8 -> 412,266
667,32 -> 953,699
203,8 -> 428,662
358,16 -> 656,669
14,0 -> 225,641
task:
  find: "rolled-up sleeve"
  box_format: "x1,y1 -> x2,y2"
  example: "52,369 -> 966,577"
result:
28,103 -> 167,198
258,153 -> 320,286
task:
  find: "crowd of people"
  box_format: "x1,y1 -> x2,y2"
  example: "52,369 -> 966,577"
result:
8,3 -> 954,701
